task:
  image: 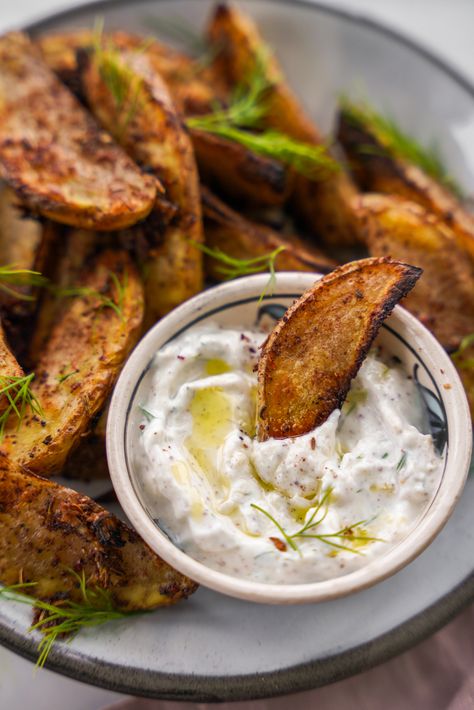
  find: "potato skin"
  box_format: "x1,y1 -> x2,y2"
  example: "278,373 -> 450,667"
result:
0,32 -> 158,231
201,187 -> 335,279
0,461 -> 197,610
257,257 -> 421,440
82,39 -> 204,324
337,110 -> 474,263
207,3 -> 364,246
2,250 -> 144,475
359,194 -> 474,352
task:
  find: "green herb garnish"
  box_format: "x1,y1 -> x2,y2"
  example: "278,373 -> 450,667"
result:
396,451 -> 407,472
0,571 -> 144,668
342,387 -> 367,416
93,19 -> 143,134
186,57 -> 339,178
191,242 -> 285,303
0,264 -> 47,301
57,369 -> 80,384
139,404 -> 158,421
53,271 -> 127,321
251,487 -> 383,556
0,373 -> 43,439
340,97 -> 462,197
452,333 -> 474,369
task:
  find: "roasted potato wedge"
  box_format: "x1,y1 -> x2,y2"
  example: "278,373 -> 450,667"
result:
0,188 -> 56,308
202,187 -> 335,279
2,250 -> 144,475
0,32 -> 158,231
0,322 -> 24,413
61,406 -> 109,481
337,106 -> 474,263
359,194 -> 474,351
82,40 -> 203,324
207,3 -> 364,246
39,29 -> 292,209
257,257 -> 421,440
27,227 -> 99,364
0,462 -> 197,610
191,129 -> 293,208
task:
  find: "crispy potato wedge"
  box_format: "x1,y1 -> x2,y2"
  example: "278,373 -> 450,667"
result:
257,257 -> 421,440
202,187 -> 336,279
337,108 -> 474,263
39,29 -> 291,209
2,250 -> 144,475
61,406 -> 109,481
0,322 -> 24,413
206,3 -> 364,246
37,29 -> 94,100
359,194 -> 474,351
0,461 -> 197,610
27,227 -> 99,365
82,40 -> 203,324
0,32 -> 158,230
191,129 -> 293,208
39,29 -> 226,117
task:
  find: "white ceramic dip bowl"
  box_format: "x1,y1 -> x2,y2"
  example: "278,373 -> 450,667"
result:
106,273 -> 472,604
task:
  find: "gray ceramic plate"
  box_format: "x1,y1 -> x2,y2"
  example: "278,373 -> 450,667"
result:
0,0 -> 473,702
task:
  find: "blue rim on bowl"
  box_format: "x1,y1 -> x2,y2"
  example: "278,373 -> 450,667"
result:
106,273 -> 472,604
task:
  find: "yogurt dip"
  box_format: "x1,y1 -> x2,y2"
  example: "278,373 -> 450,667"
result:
135,324 -> 442,585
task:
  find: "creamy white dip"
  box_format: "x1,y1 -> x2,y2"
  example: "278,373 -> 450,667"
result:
135,324 -> 442,584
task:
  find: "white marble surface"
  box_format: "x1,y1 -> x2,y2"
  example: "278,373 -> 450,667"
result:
0,1 -> 473,709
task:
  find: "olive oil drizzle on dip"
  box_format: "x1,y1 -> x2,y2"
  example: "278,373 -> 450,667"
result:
135,324 -> 442,585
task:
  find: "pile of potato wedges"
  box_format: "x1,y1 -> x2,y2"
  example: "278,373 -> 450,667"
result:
0,1 -> 472,618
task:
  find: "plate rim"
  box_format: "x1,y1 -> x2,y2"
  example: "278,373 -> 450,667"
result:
0,0 -> 472,701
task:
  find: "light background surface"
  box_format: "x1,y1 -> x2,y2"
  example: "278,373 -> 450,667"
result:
0,1 -> 473,708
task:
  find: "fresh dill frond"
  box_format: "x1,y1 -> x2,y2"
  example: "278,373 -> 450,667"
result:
0,373 -> 43,439
340,97 -> 463,197
396,451 -> 407,472
57,369 -> 80,384
251,486 -> 383,556
191,241 -> 285,302
452,333 -> 474,369
52,271 -> 127,321
342,387 -> 367,416
139,404 -> 158,421
0,570 -> 144,668
93,19 -> 143,135
186,58 -> 339,179
0,264 -> 48,301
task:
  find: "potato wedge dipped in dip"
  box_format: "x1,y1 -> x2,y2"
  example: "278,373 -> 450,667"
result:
135,259 -> 443,585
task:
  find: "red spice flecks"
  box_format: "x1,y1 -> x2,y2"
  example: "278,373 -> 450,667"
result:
269,536 -> 287,552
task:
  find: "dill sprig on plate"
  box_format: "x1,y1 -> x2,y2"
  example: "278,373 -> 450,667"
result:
52,271 -> 127,321
191,241 -> 285,302
0,264 -> 48,301
251,486 -> 383,556
339,97 -> 463,197
0,571 -> 145,668
186,55 -> 339,179
0,373 -> 43,439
